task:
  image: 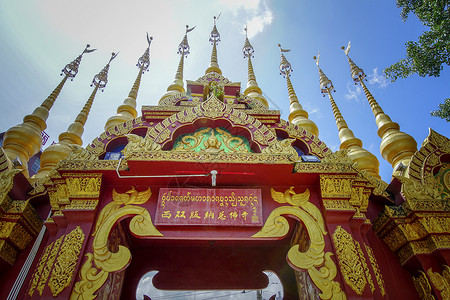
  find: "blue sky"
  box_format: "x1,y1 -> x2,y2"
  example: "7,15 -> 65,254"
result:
0,0 -> 448,183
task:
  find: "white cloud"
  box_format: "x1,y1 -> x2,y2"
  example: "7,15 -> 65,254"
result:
218,0 -> 274,38
247,9 -> 274,38
368,67 -> 389,88
344,82 -> 363,102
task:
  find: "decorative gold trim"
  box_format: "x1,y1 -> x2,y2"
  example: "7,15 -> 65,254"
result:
365,244 -> 386,296
332,226 -> 366,295
37,235 -> 63,296
427,266 -> 450,299
253,187 -> 346,300
412,271 -> 435,300
48,226 -> 85,296
71,187 -> 162,299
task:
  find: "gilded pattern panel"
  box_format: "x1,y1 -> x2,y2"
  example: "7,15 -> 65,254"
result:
29,241 -> 54,297
332,226 -> 366,295
320,176 -> 353,199
412,271 -> 435,300
48,226 -> 86,297
365,244 -> 386,296
427,266 -> 450,300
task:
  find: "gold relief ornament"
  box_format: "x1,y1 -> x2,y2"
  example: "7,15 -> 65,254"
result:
320,176 -> 353,199
413,271 -> 435,300
364,244 -> 386,296
65,175 -> 101,198
253,187 -> 346,300
36,235 -> 64,296
65,144 -> 99,161
122,134 -> 161,158
261,138 -> 298,161
332,226 -> 367,295
48,226 -> 85,296
71,186 -> 162,299
320,150 -> 353,165
427,266 -> 450,300
0,168 -> 22,203
396,174 -> 445,201
29,241 -> 54,296
173,127 -> 251,153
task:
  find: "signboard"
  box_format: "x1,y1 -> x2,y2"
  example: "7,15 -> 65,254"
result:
155,188 -> 263,227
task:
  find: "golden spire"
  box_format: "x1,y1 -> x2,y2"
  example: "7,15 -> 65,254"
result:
35,53 -> 117,177
278,44 -> 319,136
105,34 -> 152,131
315,54 -> 380,179
2,45 -> 95,177
242,26 -> 268,107
159,26 -> 195,104
343,42 -> 417,172
205,15 -> 222,75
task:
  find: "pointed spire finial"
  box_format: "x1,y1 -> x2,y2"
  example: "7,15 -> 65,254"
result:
3,44 -> 94,177
105,35 -> 152,131
315,56 -> 380,179
178,25 -> 195,57
278,45 -> 319,136
61,44 -> 96,80
313,53 -> 335,95
205,15 -> 222,75
91,52 -> 118,91
343,43 -> 417,172
243,25 -> 254,58
342,41 -> 366,83
209,14 -> 221,44
278,44 -> 292,77
136,34 -> 152,72
242,27 -> 267,107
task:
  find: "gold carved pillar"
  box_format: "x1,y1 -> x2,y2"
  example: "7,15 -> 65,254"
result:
319,174 -> 386,298
0,169 -> 42,267
27,172 -> 102,298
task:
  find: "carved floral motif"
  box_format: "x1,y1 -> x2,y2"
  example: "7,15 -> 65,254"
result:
332,226 -> 366,295
253,187 -> 346,300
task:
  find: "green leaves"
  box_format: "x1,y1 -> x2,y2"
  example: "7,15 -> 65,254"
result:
431,98 -> 450,121
385,0 -> 449,121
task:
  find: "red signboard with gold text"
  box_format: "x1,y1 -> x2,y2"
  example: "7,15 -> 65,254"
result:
155,188 -> 262,226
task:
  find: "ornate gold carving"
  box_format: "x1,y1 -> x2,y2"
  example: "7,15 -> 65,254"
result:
294,162 -> 355,174
413,271 -> 435,300
65,174 -> 102,198
48,182 -> 69,210
253,187 -> 346,300
65,144 -> 99,160
0,221 -> 32,250
321,150 -> 353,164
58,160 -> 126,171
320,176 -> 353,198
332,226 -> 366,295
48,226 -> 85,296
0,168 -> 22,204
29,241 -> 53,296
122,134 -> 161,158
355,241 -> 374,293
397,235 -> 450,265
64,199 -> 99,211
173,127 -> 251,153
427,266 -> 450,299
261,138 -> 298,161
322,200 -> 355,211
127,150 -> 293,164
71,253 -> 109,300
35,235 -> 63,295
0,239 -> 17,265
71,186 -> 162,299
365,244 -> 386,296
